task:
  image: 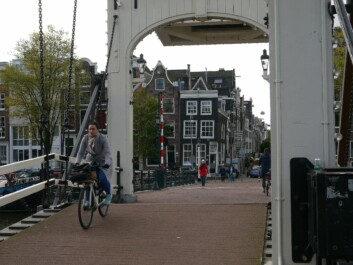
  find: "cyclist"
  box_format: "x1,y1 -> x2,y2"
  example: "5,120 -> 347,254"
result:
75,121 -> 112,205
259,148 -> 271,193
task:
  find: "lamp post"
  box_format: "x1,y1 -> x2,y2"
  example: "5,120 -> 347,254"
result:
260,49 -> 270,82
132,53 -> 147,92
137,53 -> 146,77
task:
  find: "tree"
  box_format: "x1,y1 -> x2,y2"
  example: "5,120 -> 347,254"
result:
333,27 -> 346,101
260,138 -> 271,153
133,88 -> 159,169
0,25 -> 84,153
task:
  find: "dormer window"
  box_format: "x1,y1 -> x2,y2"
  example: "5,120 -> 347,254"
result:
155,78 -> 165,91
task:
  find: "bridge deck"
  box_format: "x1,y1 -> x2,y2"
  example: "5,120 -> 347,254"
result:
0,178 -> 270,265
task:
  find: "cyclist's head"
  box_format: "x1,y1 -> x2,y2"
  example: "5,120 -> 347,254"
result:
88,121 -> 99,137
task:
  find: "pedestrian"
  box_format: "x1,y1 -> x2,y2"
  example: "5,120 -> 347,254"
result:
75,121 -> 113,205
220,164 -> 226,182
198,159 -> 208,187
259,148 -> 271,193
229,165 -> 235,181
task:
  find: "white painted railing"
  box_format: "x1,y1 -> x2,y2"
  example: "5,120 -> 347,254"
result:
0,153 -> 75,208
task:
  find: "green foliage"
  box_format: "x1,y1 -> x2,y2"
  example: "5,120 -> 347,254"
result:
333,27 -> 346,101
133,88 -> 159,164
0,25 -> 84,151
260,138 -> 271,153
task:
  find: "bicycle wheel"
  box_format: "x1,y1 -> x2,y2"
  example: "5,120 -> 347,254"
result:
265,180 -> 270,196
78,184 -> 94,229
98,192 -> 109,217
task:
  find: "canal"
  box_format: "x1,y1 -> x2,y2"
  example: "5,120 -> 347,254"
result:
0,212 -> 32,230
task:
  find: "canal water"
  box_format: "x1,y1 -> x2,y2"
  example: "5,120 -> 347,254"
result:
0,212 -> 32,230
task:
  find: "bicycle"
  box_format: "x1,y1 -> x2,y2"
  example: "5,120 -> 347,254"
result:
264,171 -> 271,196
72,165 -> 109,229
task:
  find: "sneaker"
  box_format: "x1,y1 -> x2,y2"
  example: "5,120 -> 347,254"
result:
104,194 -> 112,205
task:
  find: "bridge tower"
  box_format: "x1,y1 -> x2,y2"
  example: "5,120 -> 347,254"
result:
107,1 -> 335,264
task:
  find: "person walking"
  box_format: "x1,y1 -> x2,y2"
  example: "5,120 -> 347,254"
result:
259,148 -> 271,193
198,159 -> 208,187
220,164 -> 226,182
75,121 -> 113,205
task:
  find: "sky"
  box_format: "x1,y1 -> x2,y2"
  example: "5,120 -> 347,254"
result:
0,0 -> 270,124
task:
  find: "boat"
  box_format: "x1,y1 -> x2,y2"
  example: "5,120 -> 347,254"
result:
0,172 -> 42,212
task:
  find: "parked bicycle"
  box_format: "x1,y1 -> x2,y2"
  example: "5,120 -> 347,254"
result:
70,164 -> 109,229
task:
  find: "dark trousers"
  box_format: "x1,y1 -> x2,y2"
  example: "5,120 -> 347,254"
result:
201,176 -> 206,186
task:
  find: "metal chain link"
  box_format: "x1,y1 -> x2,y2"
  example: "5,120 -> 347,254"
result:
63,0 -> 78,156
38,0 -> 46,148
38,0 -> 51,207
94,14 -> 119,126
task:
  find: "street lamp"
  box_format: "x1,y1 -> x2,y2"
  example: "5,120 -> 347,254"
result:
137,53 -> 146,76
260,49 -> 270,82
132,53 -> 147,92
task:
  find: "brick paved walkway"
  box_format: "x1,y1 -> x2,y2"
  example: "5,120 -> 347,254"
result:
0,177 -> 270,265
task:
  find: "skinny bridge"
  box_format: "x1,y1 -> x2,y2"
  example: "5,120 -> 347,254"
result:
0,179 -> 271,265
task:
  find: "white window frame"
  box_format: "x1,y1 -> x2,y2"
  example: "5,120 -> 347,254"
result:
183,120 -> 197,139
187,101 -> 197,115
183,144 -> 193,166
201,100 -> 212,115
200,120 -> 214,139
196,144 -> 206,163
155,78 -> 165,91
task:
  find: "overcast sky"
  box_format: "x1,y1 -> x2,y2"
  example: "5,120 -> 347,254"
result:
0,0 -> 270,124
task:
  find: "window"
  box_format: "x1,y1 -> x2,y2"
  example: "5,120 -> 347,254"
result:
201,121 -> 214,138
147,156 -> 159,167
183,144 -> 193,166
13,149 -> 29,162
0,116 -> 5,138
31,128 -> 40,146
168,120 -> 175,138
164,98 -> 174,114
196,144 -> 206,163
187,101 -> 197,115
32,148 -> 42,158
80,91 -> 91,105
184,120 -> 197,139
201,101 -> 212,115
155,78 -> 165,91
0,145 -> 6,164
13,126 -> 29,146
0,93 -> 5,110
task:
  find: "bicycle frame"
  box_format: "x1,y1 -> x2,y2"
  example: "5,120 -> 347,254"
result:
264,174 -> 271,196
77,167 -> 109,229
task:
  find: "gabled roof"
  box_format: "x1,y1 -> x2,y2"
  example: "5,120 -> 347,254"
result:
191,76 -> 210,90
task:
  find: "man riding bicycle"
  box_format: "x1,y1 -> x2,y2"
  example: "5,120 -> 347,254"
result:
75,121 -> 112,205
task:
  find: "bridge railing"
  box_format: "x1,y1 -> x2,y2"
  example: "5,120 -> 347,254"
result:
0,153 -> 75,208
133,168 -> 197,192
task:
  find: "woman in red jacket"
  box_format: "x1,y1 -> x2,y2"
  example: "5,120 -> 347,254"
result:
198,159 -> 208,187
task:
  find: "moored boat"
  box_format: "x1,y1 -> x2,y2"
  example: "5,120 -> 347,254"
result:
0,173 -> 42,212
